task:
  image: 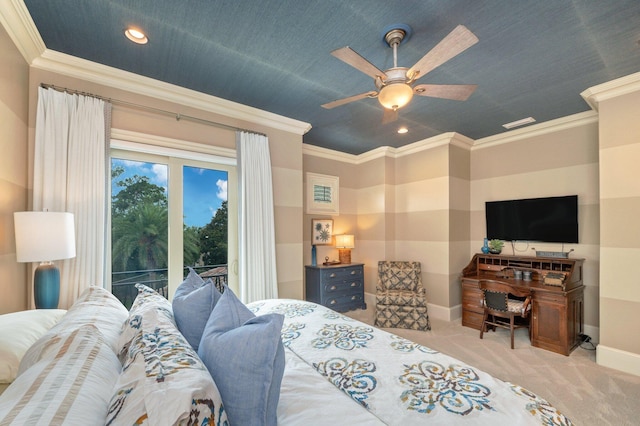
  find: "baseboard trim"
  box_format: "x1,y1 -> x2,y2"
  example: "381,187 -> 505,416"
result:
583,324 -> 600,344
597,344 -> 640,377
428,303 -> 462,322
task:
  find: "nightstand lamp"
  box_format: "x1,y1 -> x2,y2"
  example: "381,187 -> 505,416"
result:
335,234 -> 355,264
14,211 -> 76,309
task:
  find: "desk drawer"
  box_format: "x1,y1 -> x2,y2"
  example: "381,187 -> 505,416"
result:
462,310 -> 483,330
463,297 -> 483,314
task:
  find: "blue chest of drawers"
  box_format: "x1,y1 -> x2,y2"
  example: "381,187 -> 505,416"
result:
304,263 -> 366,312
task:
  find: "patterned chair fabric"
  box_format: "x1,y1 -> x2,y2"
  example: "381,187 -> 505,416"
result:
374,261 -> 430,331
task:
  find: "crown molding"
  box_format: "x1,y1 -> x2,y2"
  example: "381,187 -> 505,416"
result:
302,143 -> 360,164
303,132 -> 474,164
473,111 -> 598,150
1,0 -> 311,137
581,71 -> 640,111
33,50 -> 311,136
0,0 -> 45,62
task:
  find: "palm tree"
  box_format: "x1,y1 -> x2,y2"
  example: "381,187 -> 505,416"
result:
112,202 -> 168,273
183,224 -> 200,268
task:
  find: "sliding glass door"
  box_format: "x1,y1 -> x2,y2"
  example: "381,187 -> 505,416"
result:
110,150 -> 236,307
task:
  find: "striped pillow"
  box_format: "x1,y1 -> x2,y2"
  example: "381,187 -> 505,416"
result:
18,286 -> 128,375
0,325 -> 121,425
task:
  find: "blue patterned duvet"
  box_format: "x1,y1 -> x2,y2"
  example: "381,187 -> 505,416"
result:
248,299 -> 572,426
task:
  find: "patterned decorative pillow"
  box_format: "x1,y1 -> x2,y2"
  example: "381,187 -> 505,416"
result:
198,287 -> 285,426
18,286 -> 128,375
173,268 -> 222,351
108,295 -> 228,426
0,325 -> 121,425
116,283 -> 174,362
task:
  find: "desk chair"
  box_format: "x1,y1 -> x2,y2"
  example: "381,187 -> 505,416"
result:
479,280 -> 531,349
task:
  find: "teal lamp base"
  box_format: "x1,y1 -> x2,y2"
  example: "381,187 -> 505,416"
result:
34,263 -> 60,309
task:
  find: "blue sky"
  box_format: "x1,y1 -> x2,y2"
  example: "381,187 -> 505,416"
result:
111,159 -> 227,227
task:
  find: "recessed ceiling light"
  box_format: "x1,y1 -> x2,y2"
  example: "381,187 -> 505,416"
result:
125,28 -> 148,44
397,127 -> 408,134
502,117 -> 536,129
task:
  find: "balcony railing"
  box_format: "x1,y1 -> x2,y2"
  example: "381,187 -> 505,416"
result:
112,265 -> 228,308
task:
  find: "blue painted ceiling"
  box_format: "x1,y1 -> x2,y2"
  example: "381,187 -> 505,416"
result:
23,1 -> 640,154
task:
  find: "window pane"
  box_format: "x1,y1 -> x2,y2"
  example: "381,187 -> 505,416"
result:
111,158 -> 168,307
183,165 -> 228,290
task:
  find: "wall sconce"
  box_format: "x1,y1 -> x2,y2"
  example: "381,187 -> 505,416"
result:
335,234 -> 355,264
14,211 -> 76,309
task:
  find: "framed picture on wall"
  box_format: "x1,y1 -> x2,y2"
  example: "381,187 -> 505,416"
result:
311,219 -> 333,245
306,172 -> 339,215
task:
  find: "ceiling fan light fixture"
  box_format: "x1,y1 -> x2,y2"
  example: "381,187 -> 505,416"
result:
378,82 -> 413,110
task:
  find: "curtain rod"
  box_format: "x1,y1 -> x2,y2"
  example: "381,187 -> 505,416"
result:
40,83 -> 266,137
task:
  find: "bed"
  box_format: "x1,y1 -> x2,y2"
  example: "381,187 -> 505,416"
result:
252,298 -> 572,425
0,286 -> 572,425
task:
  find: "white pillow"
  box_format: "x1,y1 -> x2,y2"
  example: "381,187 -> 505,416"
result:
0,309 -> 66,384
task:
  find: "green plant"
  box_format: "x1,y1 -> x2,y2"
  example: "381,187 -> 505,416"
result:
488,239 -> 504,251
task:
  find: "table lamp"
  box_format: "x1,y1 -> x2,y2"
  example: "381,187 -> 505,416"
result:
14,211 -> 76,309
335,234 -> 355,264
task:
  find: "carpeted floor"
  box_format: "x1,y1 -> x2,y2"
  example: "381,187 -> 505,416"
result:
344,306 -> 640,426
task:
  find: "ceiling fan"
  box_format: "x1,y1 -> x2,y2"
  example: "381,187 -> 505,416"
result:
322,24 -> 479,122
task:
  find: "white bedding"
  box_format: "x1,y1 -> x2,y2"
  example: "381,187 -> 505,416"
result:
250,299 -> 573,426
278,349 -> 385,425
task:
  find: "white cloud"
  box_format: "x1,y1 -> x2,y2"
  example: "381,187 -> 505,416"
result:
152,164 -> 168,185
216,179 -> 227,201
121,159 -> 143,167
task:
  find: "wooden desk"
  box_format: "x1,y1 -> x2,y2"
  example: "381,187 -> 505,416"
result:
461,253 -> 584,355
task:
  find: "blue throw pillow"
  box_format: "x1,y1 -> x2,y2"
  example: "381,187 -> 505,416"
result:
198,287 -> 285,426
172,268 -> 222,351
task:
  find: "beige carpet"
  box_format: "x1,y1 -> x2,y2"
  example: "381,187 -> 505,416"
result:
344,306 -> 640,426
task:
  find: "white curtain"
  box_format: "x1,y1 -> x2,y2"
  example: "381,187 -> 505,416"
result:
33,87 -> 110,309
236,131 -> 278,303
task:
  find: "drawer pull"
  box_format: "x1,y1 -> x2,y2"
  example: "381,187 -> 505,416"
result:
350,282 -> 357,287
330,300 -> 337,305
350,270 -> 357,275
330,285 -> 337,291
329,273 -> 336,278
351,295 -> 357,300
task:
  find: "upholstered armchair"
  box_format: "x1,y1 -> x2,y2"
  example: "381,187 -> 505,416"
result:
374,261 -> 430,331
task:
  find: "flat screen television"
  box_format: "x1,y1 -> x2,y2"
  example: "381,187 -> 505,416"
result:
485,195 -> 578,243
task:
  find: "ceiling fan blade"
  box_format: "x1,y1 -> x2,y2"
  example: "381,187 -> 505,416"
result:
413,84 -> 477,101
407,25 -> 478,81
331,47 -> 386,80
381,108 -> 398,124
321,91 -> 378,109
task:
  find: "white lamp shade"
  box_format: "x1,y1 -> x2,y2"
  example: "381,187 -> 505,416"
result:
14,212 -> 76,262
335,234 -> 355,249
378,83 -> 414,110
